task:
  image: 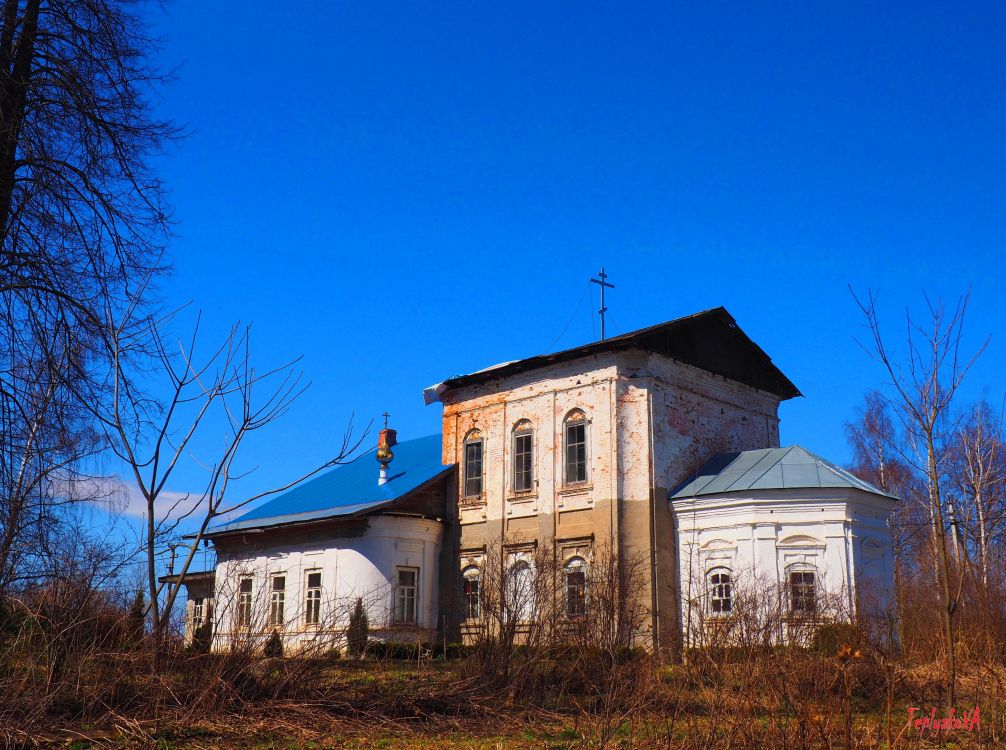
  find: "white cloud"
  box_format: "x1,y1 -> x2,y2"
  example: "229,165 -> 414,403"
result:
86,475 -> 206,522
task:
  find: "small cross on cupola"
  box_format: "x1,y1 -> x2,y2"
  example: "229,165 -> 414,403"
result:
376,413 -> 397,486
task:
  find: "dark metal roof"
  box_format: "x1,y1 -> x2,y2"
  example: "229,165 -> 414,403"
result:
205,434 -> 451,536
670,445 -> 898,500
424,307 -> 800,403
158,570 -> 214,584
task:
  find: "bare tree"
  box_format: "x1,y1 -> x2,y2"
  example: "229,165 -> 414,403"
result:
845,390 -> 928,619
0,0 -> 172,596
80,309 -> 367,669
853,289 -> 987,706
950,400 -> 1006,588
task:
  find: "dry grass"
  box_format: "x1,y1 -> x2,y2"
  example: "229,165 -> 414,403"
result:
17,656 -> 1005,749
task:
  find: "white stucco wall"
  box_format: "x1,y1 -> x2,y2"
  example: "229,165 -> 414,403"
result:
210,515 -> 444,653
672,487 -> 897,646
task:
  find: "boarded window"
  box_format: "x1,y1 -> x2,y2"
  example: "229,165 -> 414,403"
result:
505,560 -> 535,622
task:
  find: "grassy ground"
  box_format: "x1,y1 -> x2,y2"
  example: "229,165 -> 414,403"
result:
33,660 -> 1002,749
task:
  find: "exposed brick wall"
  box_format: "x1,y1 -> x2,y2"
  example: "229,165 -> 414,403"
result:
435,346 -> 785,650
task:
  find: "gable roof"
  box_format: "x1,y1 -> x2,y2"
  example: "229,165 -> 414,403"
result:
206,434 -> 451,535
424,307 -> 800,404
670,445 -> 898,500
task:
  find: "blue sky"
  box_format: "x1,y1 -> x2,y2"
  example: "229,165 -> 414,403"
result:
132,0 -> 1005,520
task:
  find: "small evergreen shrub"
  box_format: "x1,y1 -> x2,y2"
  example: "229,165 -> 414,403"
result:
126,590 -> 145,647
347,597 -> 368,658
263,629 -> 284,658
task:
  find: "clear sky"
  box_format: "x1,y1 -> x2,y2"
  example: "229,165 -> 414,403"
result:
136,1 -> 1005,514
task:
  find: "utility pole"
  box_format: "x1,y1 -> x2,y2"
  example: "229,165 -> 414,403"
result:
590,267 -> 615,340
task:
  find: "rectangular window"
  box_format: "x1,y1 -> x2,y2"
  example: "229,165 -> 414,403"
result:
513,430 -> 533,492
192,597 -> 205,627
395,567 -> 418,624
790,571 -> 816,615
464,440 -> 483,498
565,421 -> 587,484
270,575 -> 286,626
305,571 -> 322,626
237,577 -> 253,629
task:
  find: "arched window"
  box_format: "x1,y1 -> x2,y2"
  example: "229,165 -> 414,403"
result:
707,568 -> 732,615
564,557 -> 587,617
505,560 -> 535,622
788,567 -> 817,616
461,566 -> 480,621
563,410 -> 588,485
512,420 -> 534,492
463,429 -> 484,499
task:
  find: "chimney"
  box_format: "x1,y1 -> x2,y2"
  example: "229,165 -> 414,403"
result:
376,425 -> 397,485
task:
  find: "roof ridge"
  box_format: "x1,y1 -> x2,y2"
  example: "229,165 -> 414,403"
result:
745,445 -> 793,488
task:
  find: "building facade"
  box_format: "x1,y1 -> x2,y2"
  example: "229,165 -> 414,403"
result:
174,307 -> 897,654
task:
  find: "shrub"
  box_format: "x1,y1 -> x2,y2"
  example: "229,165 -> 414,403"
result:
347,598 -> 368,658
187,618 -> 212,654
126,590 -> 145,648
812,623 -> 861,657
263,629 -> 283,658
368,641 -> 430,660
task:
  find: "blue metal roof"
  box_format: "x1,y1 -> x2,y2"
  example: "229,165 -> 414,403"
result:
670,445 -> 898,500
207,434 -> 450,534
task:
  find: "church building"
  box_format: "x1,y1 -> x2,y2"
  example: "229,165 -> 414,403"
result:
175,307 -> 897,654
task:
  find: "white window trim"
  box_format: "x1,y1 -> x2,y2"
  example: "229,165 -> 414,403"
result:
563,556 -> 588,618
304,569 -> 323,627
461,565 -> 481,622
269,573 -> 286,628
706,567 -> 733,617
394,566 -> 420,626
237,576 -> 253,631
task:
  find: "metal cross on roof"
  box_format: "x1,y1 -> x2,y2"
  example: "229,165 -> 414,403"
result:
382,412 -> 390,429
590,267 -> 615,341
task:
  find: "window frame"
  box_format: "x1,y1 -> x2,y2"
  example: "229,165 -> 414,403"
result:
563,411 -> 589,486
462,432 -> 484,500
461,566 -> 481,621
564,557 -> 588,618
512,422 -> 534,493
707,568 -> 733,617
192,597 -> 205,628
788,569 -> 817,617
269,574 -> 286,627
237,577 -> 253,630
304,570 -> 322,627
394,566 -> 419,625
